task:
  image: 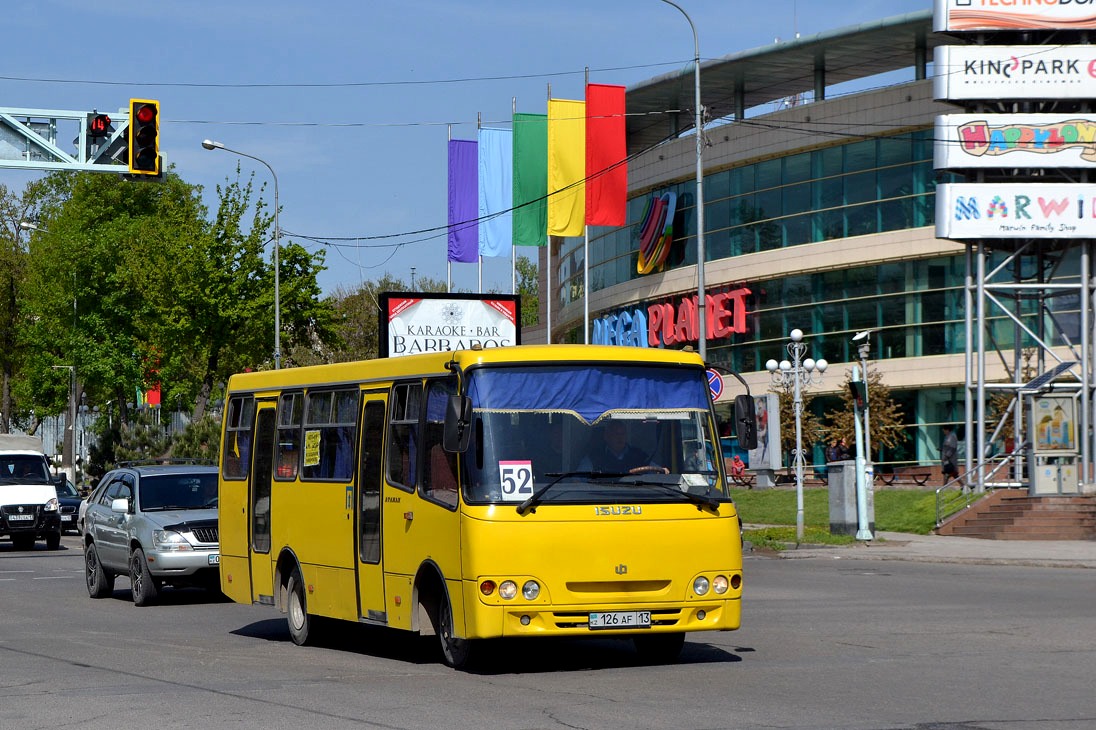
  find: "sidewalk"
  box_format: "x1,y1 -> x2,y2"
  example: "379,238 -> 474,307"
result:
752,530 -> 1096,569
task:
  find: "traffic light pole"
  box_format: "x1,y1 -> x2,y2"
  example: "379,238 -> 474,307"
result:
0,105 -> 138,172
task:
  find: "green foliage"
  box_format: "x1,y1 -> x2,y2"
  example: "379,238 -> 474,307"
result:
113,410 -> 171,464
770,385 -> 823,468
323,274 -> 447,363
169,414 -> 221,463
820,367 -> 906,459
515,254 -> 539,327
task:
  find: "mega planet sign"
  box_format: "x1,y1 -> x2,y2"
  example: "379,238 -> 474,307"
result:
591,288 -> 750,348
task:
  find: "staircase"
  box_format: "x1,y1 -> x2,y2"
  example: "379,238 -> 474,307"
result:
936,491 -> 1096,540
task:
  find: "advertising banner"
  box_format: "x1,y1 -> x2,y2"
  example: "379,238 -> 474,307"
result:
934,45 -> 1096,101
747,393 -> 781,472
1030,395 -> 1077,455
935,0 -> 1096,32
935,114 -> 1096,169
377,292 -> 520,358
936,183 -> 1096,239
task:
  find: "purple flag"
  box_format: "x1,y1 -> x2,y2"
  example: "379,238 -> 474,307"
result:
448,139 -> 479,263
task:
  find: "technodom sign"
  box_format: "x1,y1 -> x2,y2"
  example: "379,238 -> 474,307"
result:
935,0 -> 1096,32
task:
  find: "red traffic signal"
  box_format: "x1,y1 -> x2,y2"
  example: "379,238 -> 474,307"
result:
128,98 -> 160,176
88,113 -> 111,137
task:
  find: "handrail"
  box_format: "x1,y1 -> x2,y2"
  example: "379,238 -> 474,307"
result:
934,446 -> 1026,526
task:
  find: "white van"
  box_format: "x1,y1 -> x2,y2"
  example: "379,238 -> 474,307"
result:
0,435 -> 62,550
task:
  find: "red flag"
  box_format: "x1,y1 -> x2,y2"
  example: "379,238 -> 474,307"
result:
585,83 -> 627,227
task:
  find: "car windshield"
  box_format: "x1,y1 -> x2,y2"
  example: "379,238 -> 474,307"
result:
55,480 -> 80,499
138,474 -> 219,511
0,456 -> 51,484
462,364 -> 725,505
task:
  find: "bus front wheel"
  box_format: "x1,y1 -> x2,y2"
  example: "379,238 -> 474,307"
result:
287,572 -> 314,646
437,591 -> 473,669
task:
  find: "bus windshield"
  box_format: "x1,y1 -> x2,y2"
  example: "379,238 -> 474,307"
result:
463,364 -> 725,505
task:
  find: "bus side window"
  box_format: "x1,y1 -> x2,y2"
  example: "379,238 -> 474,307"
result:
276,392 -> 302,480
223,395 -> 255,479
387,383 -> 420,490
422,380 -> 458,508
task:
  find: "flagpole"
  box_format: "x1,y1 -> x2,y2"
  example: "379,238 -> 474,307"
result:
511,97 -> 517,296
546,83 -> 552,346
477,112 -> 483,293
583,68 -> 590,345
447,123 -> 452,293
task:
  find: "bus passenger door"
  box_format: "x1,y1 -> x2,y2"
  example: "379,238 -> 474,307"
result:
249,404 -> 277,604
356,396 -> 386,621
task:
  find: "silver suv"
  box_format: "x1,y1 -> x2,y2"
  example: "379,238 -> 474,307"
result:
83,462 -> 220,606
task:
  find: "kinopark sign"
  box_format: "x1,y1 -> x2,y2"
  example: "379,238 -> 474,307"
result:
935,114 -> 1096,168
934,45 -> 1096,100
934,0 -> 1096,33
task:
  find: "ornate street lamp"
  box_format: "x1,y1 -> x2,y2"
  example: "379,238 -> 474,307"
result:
766,329 -> 827,541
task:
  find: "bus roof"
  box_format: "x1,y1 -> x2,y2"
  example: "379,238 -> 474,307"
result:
225,344 -> 706,392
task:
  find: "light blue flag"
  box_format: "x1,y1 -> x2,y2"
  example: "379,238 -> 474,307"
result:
478,127 -> 513,257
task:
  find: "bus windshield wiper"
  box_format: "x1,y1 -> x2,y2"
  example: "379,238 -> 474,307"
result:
516,471 -> 629,515
620,476 -> 721,512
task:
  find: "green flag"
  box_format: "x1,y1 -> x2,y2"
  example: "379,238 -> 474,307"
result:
512,112 -> 547,247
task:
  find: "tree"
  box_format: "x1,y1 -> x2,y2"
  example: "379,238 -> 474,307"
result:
0,184 -> 38,433
821,367 -> 906,461
515,253 -> 539,328
770,384 -> 824,470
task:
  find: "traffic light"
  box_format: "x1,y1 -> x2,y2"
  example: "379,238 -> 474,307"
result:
128,99 -> 160,175
849,380 -> 868,410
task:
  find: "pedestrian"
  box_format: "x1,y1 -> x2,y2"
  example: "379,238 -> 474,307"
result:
941,425 -> 959,484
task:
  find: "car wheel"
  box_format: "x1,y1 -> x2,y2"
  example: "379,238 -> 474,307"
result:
287,571 -> 315,646
437,590 -> 474,669
46,529 -> 61,551
11,533 -> 35,551
85,543 -> 115,598
633,632 -> 686,664
130,546 -> 160,607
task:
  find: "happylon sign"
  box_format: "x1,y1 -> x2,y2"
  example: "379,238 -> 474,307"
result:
934,45 -> 1096,101
935,114 -> 1096,168
934,0 -> 1096,32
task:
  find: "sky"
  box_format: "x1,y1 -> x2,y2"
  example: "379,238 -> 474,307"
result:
2,0 -> 930,297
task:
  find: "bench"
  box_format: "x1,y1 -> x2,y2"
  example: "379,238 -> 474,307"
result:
876,472 -> 931,486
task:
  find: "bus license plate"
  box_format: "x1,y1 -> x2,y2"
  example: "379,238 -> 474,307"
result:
208,554 -> 220,565
588,611 -> 651,630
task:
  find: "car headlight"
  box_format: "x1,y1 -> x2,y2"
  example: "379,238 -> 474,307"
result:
44,497 -> 59,512
152,530 -> 193,551
693,576 -> 710,596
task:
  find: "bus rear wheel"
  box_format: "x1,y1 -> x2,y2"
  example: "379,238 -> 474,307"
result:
633,632 -> 686,664
287,572 -> 314,646
437,591 -> 474,669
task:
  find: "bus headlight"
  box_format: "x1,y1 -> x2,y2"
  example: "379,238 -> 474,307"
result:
522,580 -> 540,600
693,576 -> 710,596
499,580 -> 518,600
479,580 -> 497,596
713,575 -> 729,594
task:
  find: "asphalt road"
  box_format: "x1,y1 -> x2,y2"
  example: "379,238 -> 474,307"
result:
2,533 -> 1094,730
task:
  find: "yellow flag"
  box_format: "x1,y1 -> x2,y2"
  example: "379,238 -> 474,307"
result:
547,99 -> 586,237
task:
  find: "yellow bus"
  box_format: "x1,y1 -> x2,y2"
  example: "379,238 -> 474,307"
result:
218,344 -> 750,667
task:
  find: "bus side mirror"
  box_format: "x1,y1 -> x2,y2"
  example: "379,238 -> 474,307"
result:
734,395 -> 757,451
443,394 -> 473,453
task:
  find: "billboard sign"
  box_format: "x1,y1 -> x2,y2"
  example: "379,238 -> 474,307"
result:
934,45 -> 1096,100
747,393 -> 781,472
937,183 -> 1096,239
935,0 -> 1096,32
935,114 -> 1096,169
377,292 -> 520,358
1030,395 -> 1078,455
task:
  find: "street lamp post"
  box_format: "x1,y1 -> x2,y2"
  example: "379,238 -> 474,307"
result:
852,330 -> 875,476
202,139 -> 282,370
766,329 -> 827,542
658,0 -> 707,360
49,365 -> 76,472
